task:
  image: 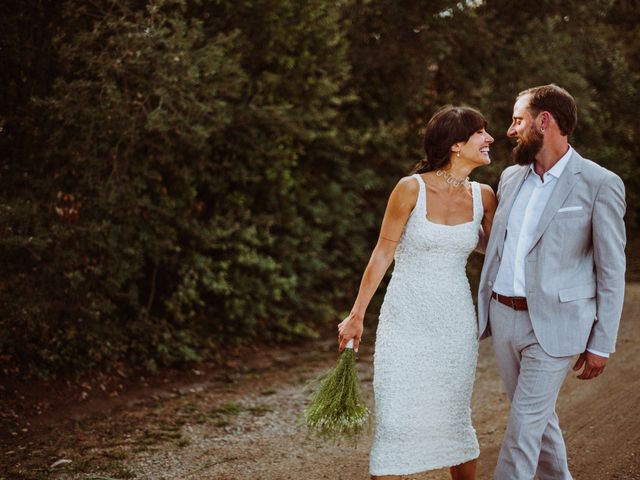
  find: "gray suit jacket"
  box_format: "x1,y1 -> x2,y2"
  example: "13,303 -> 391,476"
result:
477,150 -> 626,357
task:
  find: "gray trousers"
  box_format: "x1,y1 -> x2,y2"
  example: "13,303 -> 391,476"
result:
489,298 -> 574,480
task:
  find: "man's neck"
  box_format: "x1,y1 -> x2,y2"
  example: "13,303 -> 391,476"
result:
534,141 -> 570,178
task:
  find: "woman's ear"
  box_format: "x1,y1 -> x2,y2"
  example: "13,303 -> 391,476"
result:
451,143 -> 462,157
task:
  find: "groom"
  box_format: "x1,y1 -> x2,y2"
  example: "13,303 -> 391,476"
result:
478,84 -> 626,479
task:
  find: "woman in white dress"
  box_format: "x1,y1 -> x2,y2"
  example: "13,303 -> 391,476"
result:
338,106 -> 497,480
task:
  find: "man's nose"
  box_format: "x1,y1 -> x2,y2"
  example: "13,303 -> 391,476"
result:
506,125 -> 517,137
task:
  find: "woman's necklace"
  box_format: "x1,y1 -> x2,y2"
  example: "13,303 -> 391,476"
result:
435,169 -> 469,188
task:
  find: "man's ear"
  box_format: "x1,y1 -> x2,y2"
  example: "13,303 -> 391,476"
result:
538,111 -> 552,132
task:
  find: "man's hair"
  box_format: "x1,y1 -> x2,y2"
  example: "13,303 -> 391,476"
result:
518,84 -> 577,136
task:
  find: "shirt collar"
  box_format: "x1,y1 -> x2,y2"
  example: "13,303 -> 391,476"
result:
527,145 -> 573,180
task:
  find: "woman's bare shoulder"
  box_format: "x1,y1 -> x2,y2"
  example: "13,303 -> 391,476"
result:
479,183 -> 497,209
390,175 -> 420,208
479,182 -> 495,194
397,174 -> 420,190
394,174 -> 420,194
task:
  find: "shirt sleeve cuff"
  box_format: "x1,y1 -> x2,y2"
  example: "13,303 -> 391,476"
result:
586,348 -> 610,358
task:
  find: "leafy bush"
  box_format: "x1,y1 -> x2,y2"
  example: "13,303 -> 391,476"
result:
0,0 -> 637,378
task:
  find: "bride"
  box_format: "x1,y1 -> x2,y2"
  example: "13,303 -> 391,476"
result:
337,105 -> 497,480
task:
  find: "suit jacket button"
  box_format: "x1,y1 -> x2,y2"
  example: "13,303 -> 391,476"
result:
488,281 -> 493,287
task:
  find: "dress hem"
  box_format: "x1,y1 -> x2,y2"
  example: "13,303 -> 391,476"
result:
369,450 -> 480,477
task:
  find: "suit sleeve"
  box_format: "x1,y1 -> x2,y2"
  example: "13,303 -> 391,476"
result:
496,168 -> 508,202
476,170 -> 507,254
588,173 -> 626,353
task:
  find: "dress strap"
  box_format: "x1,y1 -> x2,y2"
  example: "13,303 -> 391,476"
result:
412,173 -> 427,214
471,181 -> 484,223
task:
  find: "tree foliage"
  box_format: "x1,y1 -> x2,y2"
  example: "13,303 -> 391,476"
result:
1,0 -> 638,378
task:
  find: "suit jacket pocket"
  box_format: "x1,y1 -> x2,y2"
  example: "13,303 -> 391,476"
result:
558,283 -> 597,302
553,209 -> 587,220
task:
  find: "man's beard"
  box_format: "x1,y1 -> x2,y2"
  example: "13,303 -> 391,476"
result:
512,127 -> 543,165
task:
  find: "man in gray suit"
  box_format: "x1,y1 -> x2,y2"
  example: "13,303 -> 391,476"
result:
478,84 -> 626,479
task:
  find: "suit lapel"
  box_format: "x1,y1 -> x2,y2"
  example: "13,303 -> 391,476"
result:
526,151 -> 582,254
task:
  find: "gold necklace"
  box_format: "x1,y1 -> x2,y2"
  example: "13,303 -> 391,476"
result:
435,169 -> 469,187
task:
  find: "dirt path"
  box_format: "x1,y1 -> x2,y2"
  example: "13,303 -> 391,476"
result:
3,285 -> 640,480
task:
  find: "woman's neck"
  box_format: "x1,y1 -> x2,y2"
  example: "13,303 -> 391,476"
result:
435,165 -> 471,189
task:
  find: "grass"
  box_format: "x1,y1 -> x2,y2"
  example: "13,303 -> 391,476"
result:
181,403 -> 198,414
40,455 -> 136,480
206,401 -> 244,428
103,448 -> 127,460
89,460 -> 136,478
86,472 -> 133,480
247,403 -> 274,416
210,402 -> 244,415
176,437 -> 191,448
213,418 -> 230,427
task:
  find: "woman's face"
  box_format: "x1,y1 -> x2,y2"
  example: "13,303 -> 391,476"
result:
456,128 -> 494,166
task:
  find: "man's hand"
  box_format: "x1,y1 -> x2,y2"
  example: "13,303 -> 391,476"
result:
573,351 -> 608,380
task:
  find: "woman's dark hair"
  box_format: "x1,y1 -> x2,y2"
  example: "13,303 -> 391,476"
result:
411,105 -> 486,174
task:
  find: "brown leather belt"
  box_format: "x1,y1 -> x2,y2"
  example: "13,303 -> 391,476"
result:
491,292 -> 528,311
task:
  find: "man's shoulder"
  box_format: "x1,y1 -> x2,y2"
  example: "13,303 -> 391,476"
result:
496,165 -> 527,198
573,151 -> 623,185
500,164 -> 527,183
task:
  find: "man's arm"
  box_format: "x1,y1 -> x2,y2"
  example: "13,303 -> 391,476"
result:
574,172 -> 625,380
496,167 -> 509,202
588,173 -> 626,353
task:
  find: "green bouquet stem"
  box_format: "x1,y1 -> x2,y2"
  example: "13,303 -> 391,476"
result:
303,339 -> 370,442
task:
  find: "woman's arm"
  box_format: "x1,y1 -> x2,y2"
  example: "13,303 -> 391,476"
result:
475,183 -> 497,254
337,176 -> 418,352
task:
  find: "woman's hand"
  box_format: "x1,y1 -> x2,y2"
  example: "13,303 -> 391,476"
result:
337,313 -> 364,353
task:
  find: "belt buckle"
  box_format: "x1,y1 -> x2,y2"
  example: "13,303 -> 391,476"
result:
510,297 -> 517,309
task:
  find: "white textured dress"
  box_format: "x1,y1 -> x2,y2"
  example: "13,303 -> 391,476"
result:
369,174 -> 481,476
